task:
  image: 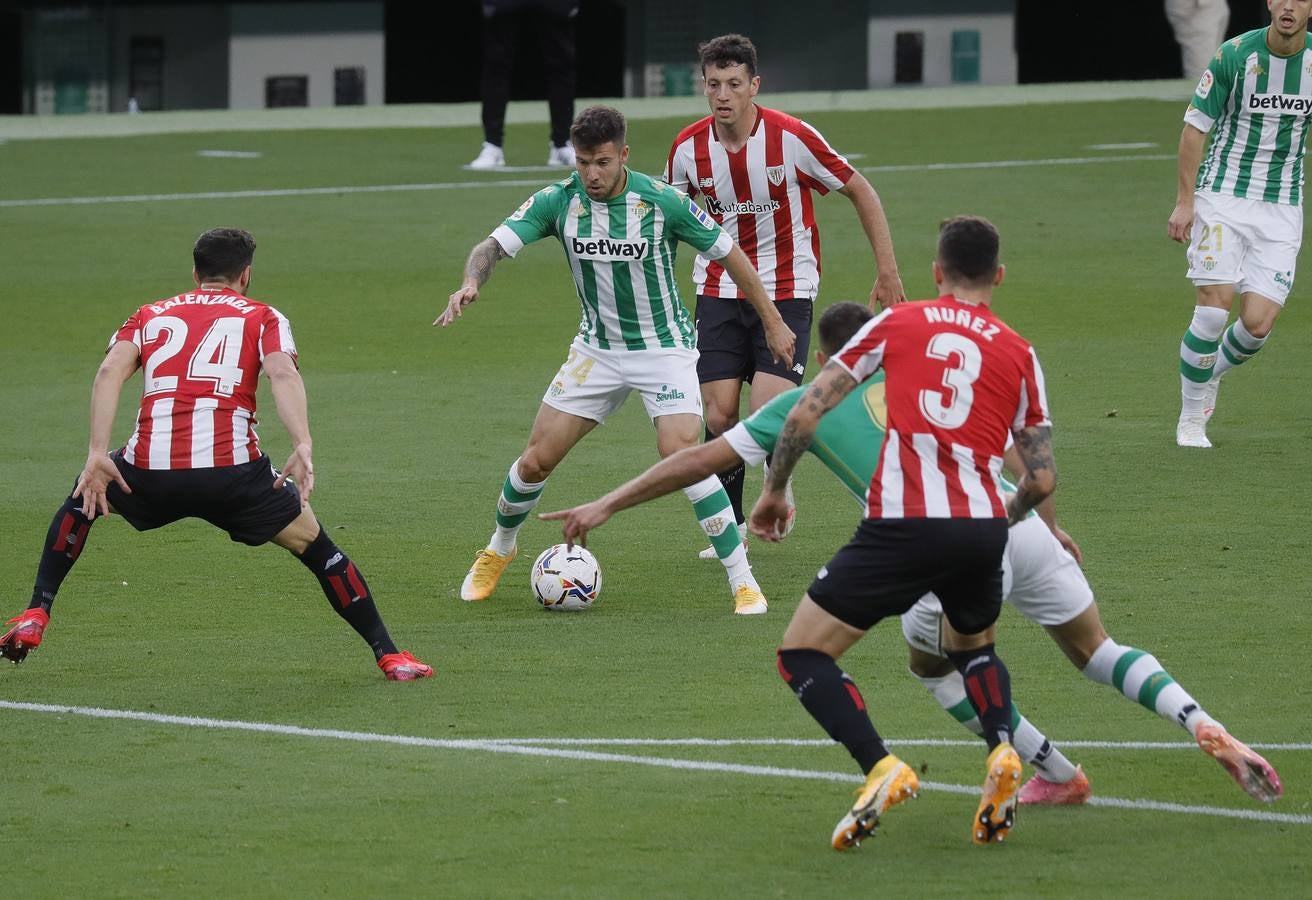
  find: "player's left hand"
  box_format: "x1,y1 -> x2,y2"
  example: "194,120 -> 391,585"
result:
73,451 -> 130,520
748,489 -> 791,543
871,271 -> 906,310
276,442 -> 314,507
539,501 -> 611,548
1052,525 -> 1083,564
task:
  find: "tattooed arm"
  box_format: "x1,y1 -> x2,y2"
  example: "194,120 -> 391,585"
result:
748,361 -> 859,542
1007,425 -> 1057,526
434,236 -> 510,327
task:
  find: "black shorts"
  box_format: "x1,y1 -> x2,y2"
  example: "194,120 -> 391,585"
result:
695,295 -> 812,385
807,517 -> 1009,635
102,451 -> 302,546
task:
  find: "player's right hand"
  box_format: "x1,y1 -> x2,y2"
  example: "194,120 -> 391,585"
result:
539,501 -> 611,549
1167,202 -> 1194,243
764,321 -> 797,368
435,285 -> 479,327
276,443 -> 314,507
73,451 -> 130,520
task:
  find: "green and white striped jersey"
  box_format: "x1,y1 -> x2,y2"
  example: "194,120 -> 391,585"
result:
1188,27 -> 1312,206
492,168 -> 733,351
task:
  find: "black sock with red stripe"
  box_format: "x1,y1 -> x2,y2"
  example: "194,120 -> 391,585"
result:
777,648 -> 888,774
946,644 -> 1014,751
29,497 -> 96,613
707,426 -> 746,527
296,526 -> 397,660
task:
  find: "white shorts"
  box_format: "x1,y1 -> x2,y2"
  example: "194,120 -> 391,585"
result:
1187,191 -> 1302,305
540,336 -> 703,424
900,517 -> 1094,656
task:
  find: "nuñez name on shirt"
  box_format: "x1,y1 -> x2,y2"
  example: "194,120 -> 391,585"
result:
706,198 -> 782,216
570,237 -> 650,261
148,293 -> 258,315
923,305 -> 1001,340
1248,93 -> 1312,115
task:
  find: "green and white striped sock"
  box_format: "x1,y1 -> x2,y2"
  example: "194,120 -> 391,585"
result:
683,476 -> 754,588
489,458 -> 546,555
916,671 -> 1078,782
1179,305 -> 1227,416
1212,318 -> 1268,380
1083,638 -> 1216,737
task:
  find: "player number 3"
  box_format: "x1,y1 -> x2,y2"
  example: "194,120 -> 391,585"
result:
918,332 -> 982,429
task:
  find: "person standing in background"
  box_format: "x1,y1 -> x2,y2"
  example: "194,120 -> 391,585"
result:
468,0 -> 580,170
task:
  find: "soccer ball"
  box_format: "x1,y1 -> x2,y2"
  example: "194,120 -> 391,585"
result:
531,544 -> 602,611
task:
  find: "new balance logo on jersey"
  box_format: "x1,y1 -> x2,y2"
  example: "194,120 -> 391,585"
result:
324,552 -> 344,571
1247,93 -> 1312,115
569,237 -> 650,260
922,305 -> 1001,340
705,197 -> 782,216
792,363 -> 805,375
698,176 -> 715,189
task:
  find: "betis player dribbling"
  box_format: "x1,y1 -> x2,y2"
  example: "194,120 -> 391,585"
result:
437,105 -> 796,615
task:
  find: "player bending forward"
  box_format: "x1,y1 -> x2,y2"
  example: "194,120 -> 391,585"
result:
1,229 -> 433,681
547,300 -> 1283,813
1170,0 -> 1312,447
438,106 -> 795,615
546,300 -> 1281,822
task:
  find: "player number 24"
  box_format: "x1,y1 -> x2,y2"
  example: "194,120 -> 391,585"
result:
142,316 -> 247,397
918,332 -> 982,429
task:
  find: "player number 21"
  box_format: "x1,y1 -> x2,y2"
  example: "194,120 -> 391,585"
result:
142,316 -> 247,397
1196,222 -> 1223,252
918,332 -> 982,429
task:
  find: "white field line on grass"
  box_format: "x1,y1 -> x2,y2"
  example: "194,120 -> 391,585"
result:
0,154 -> 1175,210
3,700 -> 1308,827
488,736 -> 1312,751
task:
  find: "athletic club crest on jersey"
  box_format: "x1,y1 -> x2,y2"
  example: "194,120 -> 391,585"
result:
766,165 -> 785,187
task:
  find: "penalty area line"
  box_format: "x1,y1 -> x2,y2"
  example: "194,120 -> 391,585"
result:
1,700 -> 1306,826
486,736 -> 1312,751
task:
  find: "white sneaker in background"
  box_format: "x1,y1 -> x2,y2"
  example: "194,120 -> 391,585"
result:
468,142 -> 505,170
547,143 -> 576,167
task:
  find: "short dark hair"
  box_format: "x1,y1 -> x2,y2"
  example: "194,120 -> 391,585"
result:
937,216 -> 1000,286
193,228 -> 256,281
569,106 -> 626,151
817,301 -> 874,356
698,33 -> 758,76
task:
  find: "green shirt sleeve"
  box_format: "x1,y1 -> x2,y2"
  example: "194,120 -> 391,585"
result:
660,188 -> 732,259
741,388 -> 804,453
492,183 -> 567,256
1188,42 -> 1237,127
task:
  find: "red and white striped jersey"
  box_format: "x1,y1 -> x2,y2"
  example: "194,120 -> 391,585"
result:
832,295 -> 1050,520
110,289 -> 297,470
663,105 -> 854,301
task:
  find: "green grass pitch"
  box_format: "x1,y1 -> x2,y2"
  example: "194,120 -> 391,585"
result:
1,98 -> 1309,897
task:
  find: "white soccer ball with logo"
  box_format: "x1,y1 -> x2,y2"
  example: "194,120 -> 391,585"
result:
531,544 -> 602,611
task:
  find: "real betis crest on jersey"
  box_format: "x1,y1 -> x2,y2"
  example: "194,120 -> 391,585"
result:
1190,28 -> 1312,205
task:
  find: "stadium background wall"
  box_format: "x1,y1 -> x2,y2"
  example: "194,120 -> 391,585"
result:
0,0 -> 1281,115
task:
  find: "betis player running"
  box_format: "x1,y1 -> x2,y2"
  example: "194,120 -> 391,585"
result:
1169,0 -> 1312,447
438,106 -> 795,614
